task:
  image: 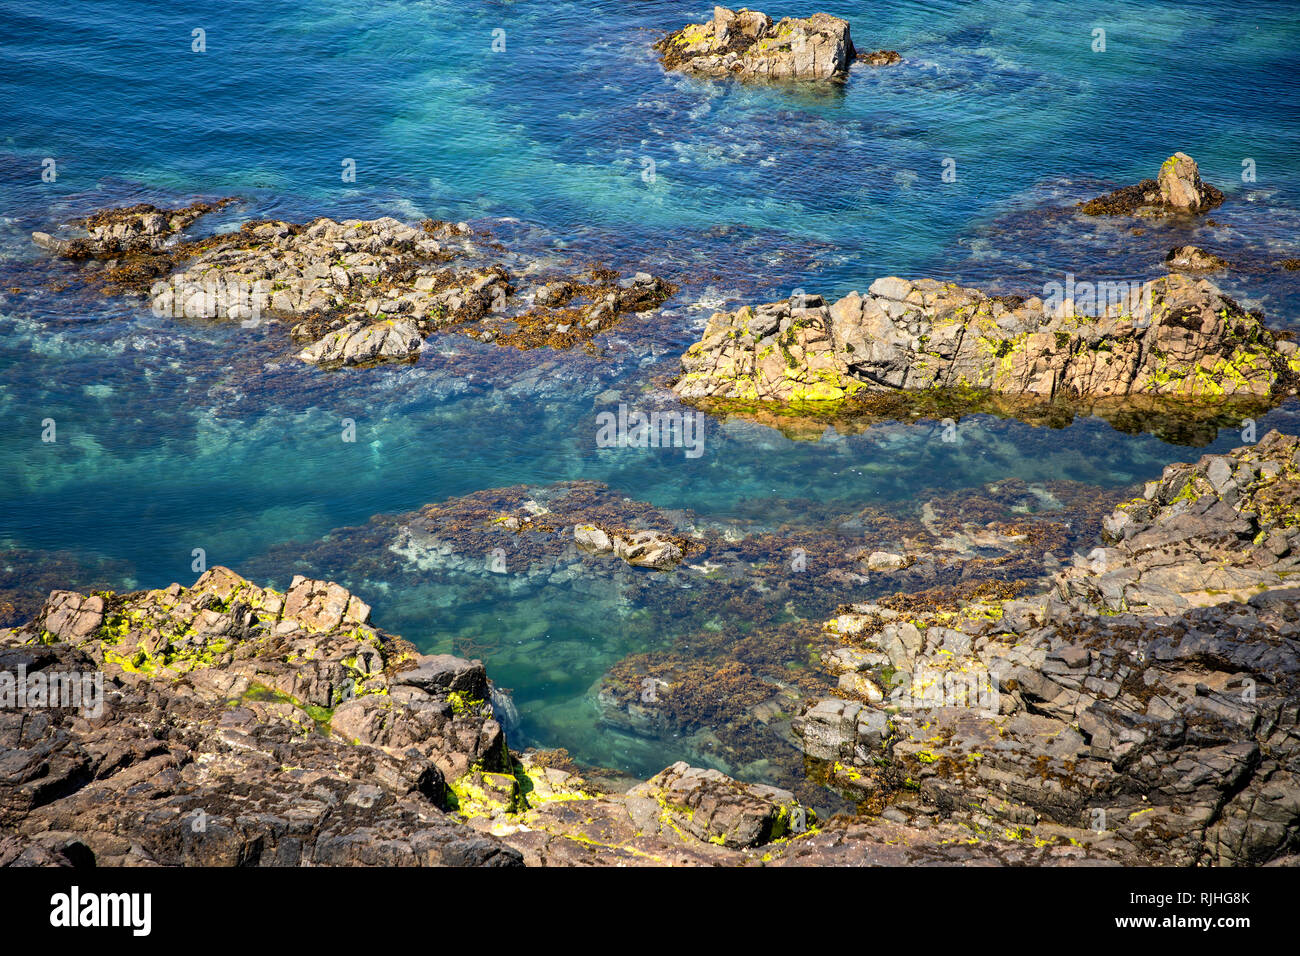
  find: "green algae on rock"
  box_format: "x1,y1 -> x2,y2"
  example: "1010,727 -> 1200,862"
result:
0,567 -> 855,867
671,274 -> 1298,440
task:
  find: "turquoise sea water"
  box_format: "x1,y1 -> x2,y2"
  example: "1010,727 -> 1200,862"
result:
2,1 -> 1299,785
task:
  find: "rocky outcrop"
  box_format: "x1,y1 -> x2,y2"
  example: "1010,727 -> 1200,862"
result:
1080,152 -> 1225,216
1,567 -> 521,865
1158,152 -> 1216,210
1055,429 -> 1300,614
0,567 -> 844,867
33,206 -> 675,366
655,7 -> 856,82
791,433 -> 1300,865
4,545 -> 1148,867
672,274 -> 1298,417
31,200 -> 235,257
295,317 -> 424,367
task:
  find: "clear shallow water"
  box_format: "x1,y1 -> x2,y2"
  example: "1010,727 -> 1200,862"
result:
2,1 -> 1300,782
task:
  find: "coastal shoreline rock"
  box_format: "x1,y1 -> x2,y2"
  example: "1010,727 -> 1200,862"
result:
791,431 -> 1300,865
9,429 -> 1289,870
0,566 -> 838,867
1055,429 -> 1300,613
857,49 -> 901,66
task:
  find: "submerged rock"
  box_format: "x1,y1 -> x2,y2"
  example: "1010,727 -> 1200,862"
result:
857,49 -> 901,65
574,523 -> 685,569
1,567 -> 521,865
865,550 -> 908,572
672,273 -> 1298,417
654,7 -> 857,82
1165,245 -> 1230,273
1079,152 -> 1225,216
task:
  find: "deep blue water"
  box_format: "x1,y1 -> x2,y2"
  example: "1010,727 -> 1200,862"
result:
2,1 -> 1299,780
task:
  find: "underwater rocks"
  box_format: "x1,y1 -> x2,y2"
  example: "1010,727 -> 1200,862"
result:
0,547 -> 136,631
793,433 -> 1300,865
573,524 -> 685,569
655,7 -> 856,82
32,205 -> 675,367
672,273 -> 1299,419
487,269 -> 675,350
1079,152 -> 1225,216
857,49 -> 901,66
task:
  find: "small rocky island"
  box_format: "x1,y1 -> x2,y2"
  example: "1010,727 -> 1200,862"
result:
1080,152 -> 1225,216
672,272 -> 1299,435
655,7 -> 862,81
